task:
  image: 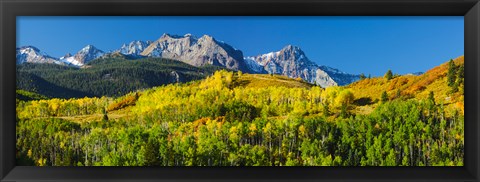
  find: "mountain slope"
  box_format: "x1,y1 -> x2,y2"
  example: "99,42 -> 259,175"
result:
347,56 -> 464,115
234,73 -> 313,89
17,57 -> 226,98
16,89 -> 49,101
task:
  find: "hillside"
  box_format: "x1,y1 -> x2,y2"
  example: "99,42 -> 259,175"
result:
16,89 -> 49,101
233,73 -> 313,89
347,56 -> 464,115
16,57 -> 226,98
16,67 -> 464,167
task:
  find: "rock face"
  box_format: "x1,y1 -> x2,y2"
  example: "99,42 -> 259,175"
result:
141,33 -> 249,72
16,46 -> 63,65
118,40 -> 152,56
245,45 -> 359,87
73,45 -> 105,65
318,65 -> 361,86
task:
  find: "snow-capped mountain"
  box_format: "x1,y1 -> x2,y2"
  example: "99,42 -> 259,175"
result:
16,46 -> 64,65
16,33 -> 361,87
17,45 -> 105,67
117,40 -> 152,56
60,45 -> 105,66
246,45 -> 359,87
141,33 -> 249,72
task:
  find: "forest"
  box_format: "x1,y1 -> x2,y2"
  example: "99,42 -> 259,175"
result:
16,56 -> 225,98
15,57 -> 464,166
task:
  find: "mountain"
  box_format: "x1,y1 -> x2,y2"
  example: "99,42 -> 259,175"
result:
16,34 -> 361,87
60,45 -> 105,66
245,45 -> 359,88
117,40 -> 152,56
16,46 -> 64,65
141,33 -> 250,72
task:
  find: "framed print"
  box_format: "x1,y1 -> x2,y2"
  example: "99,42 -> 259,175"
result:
1,0 -> 479,181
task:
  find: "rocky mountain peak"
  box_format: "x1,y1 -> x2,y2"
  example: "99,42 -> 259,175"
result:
141,33 -> 249,72
17,46 -> 41,53
80,45 -> 99,53
199,34 -> 214,40
277,45 -> 308,63
159,33 -> 196,40
73,45 -> 105,65
16,34 -> 360,87
16,46 -> 62,65
118,40 -> 152,56
246,44 -> 359,87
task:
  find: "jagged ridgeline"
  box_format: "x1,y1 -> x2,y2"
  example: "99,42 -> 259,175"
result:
16,56 -> 226,98
17,33 -> 361,89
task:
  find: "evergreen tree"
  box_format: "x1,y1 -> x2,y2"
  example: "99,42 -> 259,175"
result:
453,65 -> 464,93
384,70 -> 393,81
381,91 -> 389,103
144,139 -> 160,166
447,59 -> 457,87
359,73 -> 366,80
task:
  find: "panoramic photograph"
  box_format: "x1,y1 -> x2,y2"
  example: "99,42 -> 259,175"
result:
16,16 -> 464,166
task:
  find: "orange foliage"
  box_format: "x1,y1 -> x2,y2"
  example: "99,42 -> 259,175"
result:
404,56 -> 463,95
106,94 -> 138,112
387,77 -> 410,91
193,117 -> 209,130
455,102 -> 464,115
348,56 -> 464,105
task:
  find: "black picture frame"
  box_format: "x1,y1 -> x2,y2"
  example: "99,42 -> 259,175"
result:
1,0 -> 479,182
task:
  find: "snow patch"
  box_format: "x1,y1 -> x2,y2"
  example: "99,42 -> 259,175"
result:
244,57 -> 264,73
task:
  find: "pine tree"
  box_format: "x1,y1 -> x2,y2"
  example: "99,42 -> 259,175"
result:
359,73 -> 366,80
456,64 -> 464,84
381,91 -> 389,103
384,70 -> 393,81
447,59 -> 457,87
453,64 -> 464,93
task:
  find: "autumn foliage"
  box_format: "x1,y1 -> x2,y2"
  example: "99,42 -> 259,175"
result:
16,57 -> 464,166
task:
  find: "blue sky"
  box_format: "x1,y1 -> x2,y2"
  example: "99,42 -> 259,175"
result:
17,16 -> 463,76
